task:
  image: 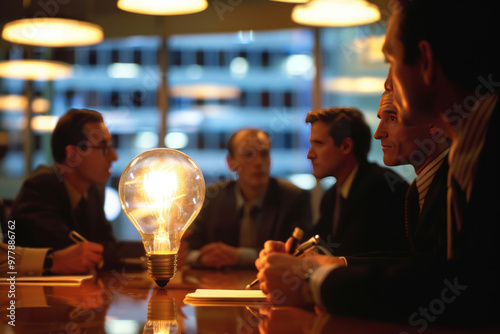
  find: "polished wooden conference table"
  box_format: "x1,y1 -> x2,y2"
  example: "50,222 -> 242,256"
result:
1,267 -> 499,334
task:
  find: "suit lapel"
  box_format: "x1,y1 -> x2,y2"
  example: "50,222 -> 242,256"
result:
335,164 -> 370,236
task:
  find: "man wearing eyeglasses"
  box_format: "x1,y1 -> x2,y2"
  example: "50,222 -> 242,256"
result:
10,108 -> 121,270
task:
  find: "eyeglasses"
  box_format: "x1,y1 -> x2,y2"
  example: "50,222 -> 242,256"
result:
81,140 -> 115,156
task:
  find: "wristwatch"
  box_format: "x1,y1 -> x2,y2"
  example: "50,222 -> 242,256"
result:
43,249 -> 54,276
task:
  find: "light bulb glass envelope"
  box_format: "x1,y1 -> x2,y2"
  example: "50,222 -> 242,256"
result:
119,148 -> 205,287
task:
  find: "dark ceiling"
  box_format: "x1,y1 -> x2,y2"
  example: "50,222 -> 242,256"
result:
0,0 -> 391,50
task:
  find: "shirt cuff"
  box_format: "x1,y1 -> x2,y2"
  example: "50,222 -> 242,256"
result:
238,247 -> 258,268
19,247 -> 50,276
309,264 -> 343,306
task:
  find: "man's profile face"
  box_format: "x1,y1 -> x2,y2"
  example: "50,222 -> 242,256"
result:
307,121 -> 345,179
382,11 -> 435,127
228,131 -> 271,190
374,71 -> 431,168
375,96 -> 432,169
73,122 -> 118,186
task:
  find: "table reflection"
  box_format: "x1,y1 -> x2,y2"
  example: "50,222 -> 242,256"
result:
143,289 -> 178,334
0,278 -> 109,334
2,268 -> 499,334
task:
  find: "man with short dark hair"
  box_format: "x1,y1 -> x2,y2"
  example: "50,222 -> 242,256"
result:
186,128 -> 312,268
305,107 -> 408,255
11,108 -> 120,269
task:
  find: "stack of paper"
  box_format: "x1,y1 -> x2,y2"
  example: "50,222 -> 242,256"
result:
184,289 -> 268,306
0,275 -> 94,286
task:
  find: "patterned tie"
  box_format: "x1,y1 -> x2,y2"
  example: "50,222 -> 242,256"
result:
239,202 -> 258,248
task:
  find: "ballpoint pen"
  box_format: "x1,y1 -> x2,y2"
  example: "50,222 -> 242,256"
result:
69,230 -> 88,243
245,234 -> 320,289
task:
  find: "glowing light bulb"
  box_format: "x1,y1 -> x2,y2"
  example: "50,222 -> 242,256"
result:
119,149 -> 205,287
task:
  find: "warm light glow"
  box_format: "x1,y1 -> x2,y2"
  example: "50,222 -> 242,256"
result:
143,168 -> 178,222
271,0 -> 308,2
0,60 -> 73,81
119,149 -> 205,254
324,76 -> 385,94
143,167 -> 179,253
284,54 -> 314,76
292,0 -> 381,27
117,0 -> 208,15
119,149 -> 205,286
31,115 -> 59,132
0,95 -> 50,113
2,18 -> 103,47
170,83 -> 241,100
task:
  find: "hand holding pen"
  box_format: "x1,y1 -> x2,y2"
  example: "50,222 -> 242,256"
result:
246,230 -> 320,289
69,230 -> 104,270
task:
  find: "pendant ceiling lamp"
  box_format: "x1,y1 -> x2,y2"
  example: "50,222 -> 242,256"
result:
0,60 -> 72,81
117,0 -> 208,15
292,0 -> 380,27
2,18 -> 103,47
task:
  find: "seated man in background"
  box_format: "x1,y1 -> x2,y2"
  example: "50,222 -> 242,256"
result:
10,108 -> 134,269
186,128 -> 312,268
305,107 -> 408,255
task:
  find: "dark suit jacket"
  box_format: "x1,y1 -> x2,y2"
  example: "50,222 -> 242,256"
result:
346,157 -> 449,270
307,162 -> 409,256
188,178 -> 312,251
10,165 -> 122,268
320,103 -> 500,326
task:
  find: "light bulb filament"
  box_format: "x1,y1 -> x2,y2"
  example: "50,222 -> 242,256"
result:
143,166 -> 179,253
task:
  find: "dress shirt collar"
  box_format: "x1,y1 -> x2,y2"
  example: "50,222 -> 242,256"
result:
337,163 -> 358,199
416,148 -> 449,188
64,179 -> 88,209
235,183 -> 266,213
415,148 -> 449,210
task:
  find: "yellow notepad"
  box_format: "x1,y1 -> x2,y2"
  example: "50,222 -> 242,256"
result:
184,289 -> 268,306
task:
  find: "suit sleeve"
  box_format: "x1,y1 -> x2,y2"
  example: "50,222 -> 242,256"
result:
11,178 -> 75,250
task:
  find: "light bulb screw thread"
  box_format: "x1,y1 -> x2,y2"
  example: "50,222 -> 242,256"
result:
147,253 -> 178,287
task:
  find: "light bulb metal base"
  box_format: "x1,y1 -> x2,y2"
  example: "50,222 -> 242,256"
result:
147,253 -> 177,287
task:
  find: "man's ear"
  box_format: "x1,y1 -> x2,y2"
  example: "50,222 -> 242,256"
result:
341,137 -> 354,155
226,154 -> 238,172
419,40 -> 436,86
65,145 -> 78,163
